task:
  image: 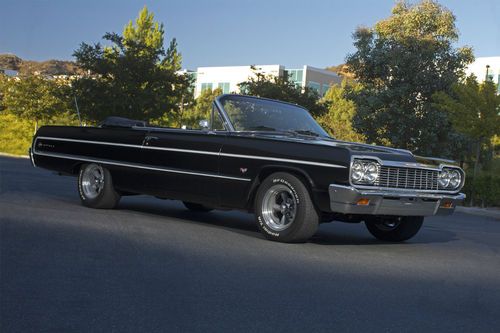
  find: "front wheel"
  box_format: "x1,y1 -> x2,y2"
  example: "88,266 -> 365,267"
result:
78,163 -> 121,209
254,172 -> 319,243
365,216 -> 424,242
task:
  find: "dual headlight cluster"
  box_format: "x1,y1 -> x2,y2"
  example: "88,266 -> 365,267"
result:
438,168 -> 462,190
350,159 -> 463,191
351,160 -> 380,185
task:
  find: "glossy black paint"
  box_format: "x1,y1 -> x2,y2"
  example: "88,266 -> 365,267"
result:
32,118 -> 422,213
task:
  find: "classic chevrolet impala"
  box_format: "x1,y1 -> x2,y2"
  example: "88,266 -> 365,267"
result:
30,94 -> 465,242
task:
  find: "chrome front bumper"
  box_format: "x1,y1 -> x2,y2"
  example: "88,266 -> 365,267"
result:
329,184 -> 465,216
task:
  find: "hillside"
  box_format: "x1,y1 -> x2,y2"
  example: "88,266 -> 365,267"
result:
0,53 -> 83,76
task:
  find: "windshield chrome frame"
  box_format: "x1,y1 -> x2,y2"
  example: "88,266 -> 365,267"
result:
214,94 -> 328,136
213,96 -> 235,132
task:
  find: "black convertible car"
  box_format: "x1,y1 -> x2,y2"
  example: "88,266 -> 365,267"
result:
30,94 -> 465,243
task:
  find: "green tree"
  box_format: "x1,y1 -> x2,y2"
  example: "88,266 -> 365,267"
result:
0,74 -> 7,112
238,68 -> 328,117
72,6 -> 191,123
346,0 -> 473,156
2,75 -> 70,132
180,88 -> 223,129
318,80 -> 366,142
433,76 -> 500,177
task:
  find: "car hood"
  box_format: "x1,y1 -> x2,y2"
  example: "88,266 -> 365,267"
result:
242,132 -> 453,167
311,137 -> 419,163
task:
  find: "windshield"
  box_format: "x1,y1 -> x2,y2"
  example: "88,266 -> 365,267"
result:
219,95 -> 329,137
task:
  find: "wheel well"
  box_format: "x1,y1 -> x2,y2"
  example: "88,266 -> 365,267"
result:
72,162 -> 85,175
246,166 -> 316,211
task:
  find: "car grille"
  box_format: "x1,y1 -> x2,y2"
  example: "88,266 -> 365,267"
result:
376,166 -> 439,191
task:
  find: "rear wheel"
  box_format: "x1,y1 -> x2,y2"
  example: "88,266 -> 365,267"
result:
254,172 -> 319,243
78,163 -> 121,209
183,201 -> 213,212
365,216 -> 424,242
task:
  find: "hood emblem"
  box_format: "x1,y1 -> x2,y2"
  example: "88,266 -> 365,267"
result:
240,167 -> 248,174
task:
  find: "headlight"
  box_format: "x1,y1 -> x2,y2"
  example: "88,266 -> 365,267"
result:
364,162 -> 379,182
448,169 -> 462,189
351,159 -> 380,185
439,168 -> 462,190
438,170 -> 451,188
351,160 -> 365,182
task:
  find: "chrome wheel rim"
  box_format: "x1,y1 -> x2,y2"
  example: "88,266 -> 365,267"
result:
261,184 -> 297,231
81,164 -> 104,199
376,218 -> 401,231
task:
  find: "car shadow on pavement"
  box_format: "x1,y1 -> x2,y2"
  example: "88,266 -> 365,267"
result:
118,197 -> 260,235
310,225 -> 458,245
118,197 -> 458,246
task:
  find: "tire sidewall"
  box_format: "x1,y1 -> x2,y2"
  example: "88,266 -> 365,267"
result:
255,173 -> 312,241
78,163 -> 111,207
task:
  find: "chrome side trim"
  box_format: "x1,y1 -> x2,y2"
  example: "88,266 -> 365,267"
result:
36,136 -> 220,156
219,152 -> 346,169
37,136 -> 142,149
143,145 -> 220,155
35,136 -> 347,169
29,147 -> 36,167
32,150 -> 251,182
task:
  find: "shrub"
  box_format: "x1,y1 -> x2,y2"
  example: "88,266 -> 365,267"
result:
0,113 -> 33,155
463,173 -> 500,207
0,112 -> 79,156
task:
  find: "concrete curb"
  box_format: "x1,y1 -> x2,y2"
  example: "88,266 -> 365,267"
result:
456,206 -> 500,220
0,152 -> 29,159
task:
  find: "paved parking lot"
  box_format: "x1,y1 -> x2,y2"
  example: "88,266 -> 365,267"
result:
1,156 -> 499,332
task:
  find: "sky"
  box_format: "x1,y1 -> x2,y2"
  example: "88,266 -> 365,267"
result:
0,0 -> 498,69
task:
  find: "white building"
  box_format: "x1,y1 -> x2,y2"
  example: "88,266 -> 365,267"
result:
465,56 -> 500,92
186,64 -> 341,97
0,68 -> 18,77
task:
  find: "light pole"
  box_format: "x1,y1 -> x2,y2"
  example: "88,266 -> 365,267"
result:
485,64 -> 490,81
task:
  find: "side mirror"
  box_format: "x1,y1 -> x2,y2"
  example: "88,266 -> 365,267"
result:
199,119 -> 209,130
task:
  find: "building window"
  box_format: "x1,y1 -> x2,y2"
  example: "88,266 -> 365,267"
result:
201,82 -> 213,92
307,81 -> 321,93
218,82 -> 230,94
286,69 -> 303,88
322,83 -> 330,96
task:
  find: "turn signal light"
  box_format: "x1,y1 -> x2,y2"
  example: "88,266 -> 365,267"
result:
356,198 -> 370,206
441,202 -> 453,209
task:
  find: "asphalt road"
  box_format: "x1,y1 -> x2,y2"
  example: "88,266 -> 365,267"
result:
1,156 -> 500,332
